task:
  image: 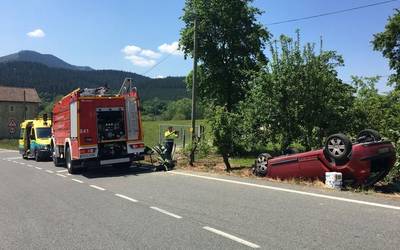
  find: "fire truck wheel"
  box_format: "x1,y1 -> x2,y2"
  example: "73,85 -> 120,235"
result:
66,147 -> 80,174
114,162 -> 131,170
53,155 -> 65,167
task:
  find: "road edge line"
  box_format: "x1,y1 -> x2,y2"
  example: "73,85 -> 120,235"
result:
170,171 -> 400,211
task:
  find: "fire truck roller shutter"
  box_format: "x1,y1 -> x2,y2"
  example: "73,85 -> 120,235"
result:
126,97 -> 139,140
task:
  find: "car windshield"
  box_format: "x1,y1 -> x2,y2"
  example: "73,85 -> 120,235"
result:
36,127 -> 51,139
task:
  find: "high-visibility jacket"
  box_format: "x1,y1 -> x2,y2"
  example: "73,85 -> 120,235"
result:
165,130 -> 178,141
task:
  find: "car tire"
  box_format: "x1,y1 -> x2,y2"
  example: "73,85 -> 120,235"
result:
324,133 -> 352,162
66,147 -> 80,174
357,129 -> 381,143
254,153 -> 271,177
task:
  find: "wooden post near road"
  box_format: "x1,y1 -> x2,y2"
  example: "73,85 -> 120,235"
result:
190,16 -> 198,166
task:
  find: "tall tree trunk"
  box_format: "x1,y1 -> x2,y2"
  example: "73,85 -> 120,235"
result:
222,153 -> 231,172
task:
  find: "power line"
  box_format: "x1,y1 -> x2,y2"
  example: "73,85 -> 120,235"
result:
268,0 -> 398,25
141,54 -> 172,76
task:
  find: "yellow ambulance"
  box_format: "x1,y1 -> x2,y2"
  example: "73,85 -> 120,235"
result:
19,115 -> 52,161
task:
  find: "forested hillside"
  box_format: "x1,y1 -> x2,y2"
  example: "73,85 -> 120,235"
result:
0,61 -> 189,101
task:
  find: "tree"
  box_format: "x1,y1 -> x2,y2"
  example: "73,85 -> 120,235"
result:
179,0 -> 270,170
372,9 -> 400,87
241,33 -> 354,151
350,76 -> 386,133
162,98 -> 192,120
141,98 -> 167,120
349,76 -> 400,182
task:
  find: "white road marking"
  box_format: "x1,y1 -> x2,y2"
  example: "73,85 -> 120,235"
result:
57,170 -> 68,173
27,164 -> 34,167
46,170 -> 54,173
12,161 -> 18,164
203,226 -> 260,249
0,149 -> 18,153
150,206 -> 182,219
19,162 -> 25,165
6,157 -> 21,160
67,173 -> 71,176
115,194 -> 138,203
0,150 -> 18,153
56,174 -> 67,178
72,179 -> 84,183
35,167 -> 42,170
171,171 -> 400,211
90,185 -> 106,191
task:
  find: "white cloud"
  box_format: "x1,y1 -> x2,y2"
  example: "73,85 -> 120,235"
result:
140,49 -> 161,59
125,55 -> 156,67
121,45 -> 161,67
154,75 -> 166,79
121,45 -> 141,55
158,41 -> 183,56
27,29 -> 45,38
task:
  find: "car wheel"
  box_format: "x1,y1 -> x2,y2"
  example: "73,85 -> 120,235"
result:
66,147 -> 80,174
357,129 -> 381,143
254,153 -> 271,176
324,133 -> 352,162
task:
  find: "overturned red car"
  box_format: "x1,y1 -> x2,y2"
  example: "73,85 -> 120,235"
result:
253,129 -> 396,187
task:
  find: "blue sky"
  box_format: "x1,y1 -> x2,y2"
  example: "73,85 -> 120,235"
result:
0,0 -> 398,91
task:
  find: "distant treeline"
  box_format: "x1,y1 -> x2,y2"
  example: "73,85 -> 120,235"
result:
0,61 -> 189,102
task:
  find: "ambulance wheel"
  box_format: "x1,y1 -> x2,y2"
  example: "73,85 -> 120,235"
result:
35,151 -> 40,162
66,147 -> 80,174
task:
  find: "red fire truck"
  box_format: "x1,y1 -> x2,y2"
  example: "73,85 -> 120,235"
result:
51,78 -> 145,174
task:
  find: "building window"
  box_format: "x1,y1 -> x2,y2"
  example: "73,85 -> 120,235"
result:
25,106 -> 28,112
9,105 -> 14,112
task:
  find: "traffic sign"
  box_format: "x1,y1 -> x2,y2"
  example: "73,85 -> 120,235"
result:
8,119 -> 17,128
9,127 -> 16,134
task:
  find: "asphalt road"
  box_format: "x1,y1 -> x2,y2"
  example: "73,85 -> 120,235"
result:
1,148 -> 400,249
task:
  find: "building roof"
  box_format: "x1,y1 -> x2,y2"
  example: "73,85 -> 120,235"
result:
0,86 -> 41,103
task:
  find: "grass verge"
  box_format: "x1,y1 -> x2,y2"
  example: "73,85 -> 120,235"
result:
0,139 -> 18,150
174,152 -> 400,198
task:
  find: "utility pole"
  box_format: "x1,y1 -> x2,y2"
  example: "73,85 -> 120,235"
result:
190,16 -> 198,166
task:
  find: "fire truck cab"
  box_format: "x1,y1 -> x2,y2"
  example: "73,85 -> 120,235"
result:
51,78 -> 145,174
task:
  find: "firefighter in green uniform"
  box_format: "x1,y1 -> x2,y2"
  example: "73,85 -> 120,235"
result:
164,126 -> 178,160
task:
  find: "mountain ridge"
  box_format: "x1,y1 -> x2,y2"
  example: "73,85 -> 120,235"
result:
0,50 -> 94,71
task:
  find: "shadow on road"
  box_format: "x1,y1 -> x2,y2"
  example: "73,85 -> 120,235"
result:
81,163 -> 169,179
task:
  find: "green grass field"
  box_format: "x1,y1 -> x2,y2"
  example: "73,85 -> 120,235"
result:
0,139 -> 18,150
143,120 -> 208,147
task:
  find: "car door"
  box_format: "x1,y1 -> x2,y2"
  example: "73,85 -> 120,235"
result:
30,128 -> 37,155
298,152 -> 330,180
268,155 -> 301,179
